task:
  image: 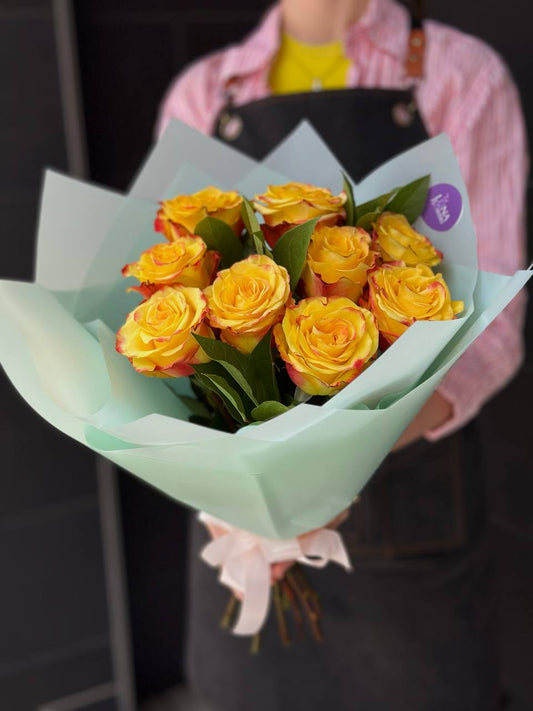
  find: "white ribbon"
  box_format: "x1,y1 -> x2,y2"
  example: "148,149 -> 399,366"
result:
198,512 -> 352,636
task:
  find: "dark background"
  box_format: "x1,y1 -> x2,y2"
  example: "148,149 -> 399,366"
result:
1,1 -> 532,709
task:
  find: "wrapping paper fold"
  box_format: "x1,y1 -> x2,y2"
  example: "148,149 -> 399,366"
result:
1,119 -> 530,539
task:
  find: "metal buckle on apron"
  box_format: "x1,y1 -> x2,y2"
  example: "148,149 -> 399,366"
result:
391,12 -> 425,130
392,100 -> 417,128
218,77 -> 244,141
218,111 -> 243,141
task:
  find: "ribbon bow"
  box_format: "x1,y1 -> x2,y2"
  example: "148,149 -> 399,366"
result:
199,512 -> 352,636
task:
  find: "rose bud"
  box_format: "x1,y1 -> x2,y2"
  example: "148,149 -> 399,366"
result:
155,187 -> 243,240
366,263 -> 464,347
301,224 -> 377,302
372,212 -> 442,267
122,237 -> 220,298
253,182 -> 346,247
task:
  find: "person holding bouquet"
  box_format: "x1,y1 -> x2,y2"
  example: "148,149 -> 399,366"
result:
156,0 -> 528,708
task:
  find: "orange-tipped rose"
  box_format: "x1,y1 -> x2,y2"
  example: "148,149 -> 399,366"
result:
274,296 -> 379,396
155,187 -> 243,240
372,212 -> 442,267
254,182 -> 346,247
116,286 -> 213,377
205,254 -> 291,354
366,263 -> 464,347
122,237 -> 219,298
301,224 -> 377,302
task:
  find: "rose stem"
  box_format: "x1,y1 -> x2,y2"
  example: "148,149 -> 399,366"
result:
220,593 -> 239,629
273,581 -> 291,646
282,579 -> 305,640
286,569 -> 324,643
250,633 -> 261,654
293,564 -> 322,617
280,580 -> 291,611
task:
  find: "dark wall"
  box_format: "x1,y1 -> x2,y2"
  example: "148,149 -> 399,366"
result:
0,2 -> 114,710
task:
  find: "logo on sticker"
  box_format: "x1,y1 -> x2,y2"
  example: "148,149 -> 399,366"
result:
422,184 -> 462,232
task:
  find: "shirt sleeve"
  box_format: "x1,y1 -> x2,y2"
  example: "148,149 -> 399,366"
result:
425,59 -> 529,441
155,54 -> 225,139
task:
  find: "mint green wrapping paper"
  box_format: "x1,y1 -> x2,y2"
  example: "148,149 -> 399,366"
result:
1,120 -> 530,539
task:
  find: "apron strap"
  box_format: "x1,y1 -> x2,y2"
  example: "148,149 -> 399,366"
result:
405,1 -> 425,79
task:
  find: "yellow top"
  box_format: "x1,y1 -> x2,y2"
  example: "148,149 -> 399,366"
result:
269,33 -> 351,94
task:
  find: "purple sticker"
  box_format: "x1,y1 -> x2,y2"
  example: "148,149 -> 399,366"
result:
421,183 -> 463,232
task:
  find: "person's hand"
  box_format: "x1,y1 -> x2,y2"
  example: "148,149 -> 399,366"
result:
393,391 -> 453,451
204,508 -> 352,599
269,507 -> 351,583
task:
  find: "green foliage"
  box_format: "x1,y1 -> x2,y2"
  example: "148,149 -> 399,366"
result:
272,217 -> 319,290
195,216 -> 243,269
193,331 -> 281,425
248,331 -> 280,404
342,173 -> 356,226
251,401 -> 291,422
383,174 -> 430,224
241,198 -> 267,255
192,361 -> 252,425
353,175 -> 430,232
356,210 -> 381,231
194,335 -> 258,404
356,190 -> 396,221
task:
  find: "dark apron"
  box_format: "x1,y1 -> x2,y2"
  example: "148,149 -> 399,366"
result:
186,32 -> 498,711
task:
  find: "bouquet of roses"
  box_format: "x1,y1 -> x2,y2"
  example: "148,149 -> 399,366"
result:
1,120 -> 530,643
117,176 -> 464,426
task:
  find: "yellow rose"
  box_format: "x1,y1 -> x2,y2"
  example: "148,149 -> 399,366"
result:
372,212 -> 442,267
122,237 -> 219,297
274,297 -> 379,396
366,263 -> 464,347
253,182 -> 346,247
155,186 -> 243,240
205,254 -> 291,354
301,224 -> 377,302
116,286 -> 212,377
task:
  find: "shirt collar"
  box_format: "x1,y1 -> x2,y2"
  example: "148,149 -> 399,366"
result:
219,0 -> 410,84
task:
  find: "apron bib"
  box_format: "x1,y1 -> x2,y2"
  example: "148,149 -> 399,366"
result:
215,86 -> 425,183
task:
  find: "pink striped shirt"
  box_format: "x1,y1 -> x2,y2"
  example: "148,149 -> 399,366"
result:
157,0 -> 528,440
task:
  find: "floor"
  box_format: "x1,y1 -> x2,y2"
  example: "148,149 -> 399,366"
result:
141,686 -> 213,711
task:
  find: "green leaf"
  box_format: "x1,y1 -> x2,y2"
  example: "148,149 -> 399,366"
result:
241,197 -> 261,236
241,198 -> 266,256
249,331 -> 280,403
194,332 -> 281,406
193,361 -> 250,424
195,216 -> 243,269
251,401 -> 291,422
384,174 -> 430,223
193,334 -> 258,405
272,217 -> 320,290
242,232 -> 256,257
356,190 -> 396,221
342,173 -> 356,226
250,231 -> 266,256
356,210 -> 381,232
